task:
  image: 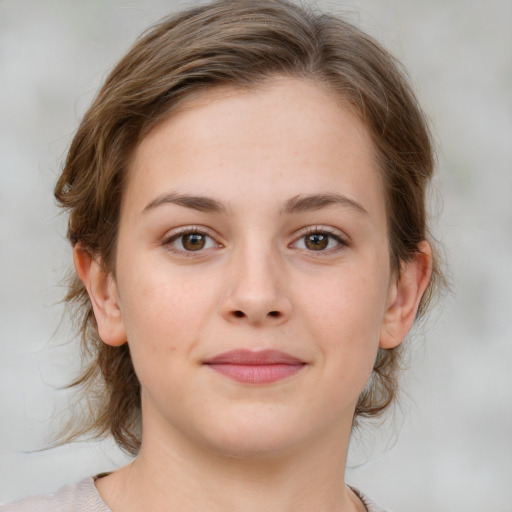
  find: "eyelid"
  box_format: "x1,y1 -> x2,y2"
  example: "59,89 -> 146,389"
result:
290,225 -> 350,252
162,225 -> 223,255
160,224 -> 349,256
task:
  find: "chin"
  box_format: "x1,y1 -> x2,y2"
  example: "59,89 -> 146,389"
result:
206,433 -> 303,460
196,411 -> 315,459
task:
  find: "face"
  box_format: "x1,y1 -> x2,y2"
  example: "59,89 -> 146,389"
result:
94,77 -> 407,457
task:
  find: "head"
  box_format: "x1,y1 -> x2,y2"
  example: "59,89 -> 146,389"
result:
56,0 -> 443,455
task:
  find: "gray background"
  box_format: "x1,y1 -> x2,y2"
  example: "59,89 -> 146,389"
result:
1,0 -> 511,510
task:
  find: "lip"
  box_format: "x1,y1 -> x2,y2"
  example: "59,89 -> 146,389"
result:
204,349 -> 306,384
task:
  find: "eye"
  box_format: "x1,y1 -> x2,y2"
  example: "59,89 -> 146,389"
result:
166,229 -> 218,252
292,229 -> 346,252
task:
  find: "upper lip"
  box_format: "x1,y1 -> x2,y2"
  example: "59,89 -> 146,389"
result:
204,349 -> 305,365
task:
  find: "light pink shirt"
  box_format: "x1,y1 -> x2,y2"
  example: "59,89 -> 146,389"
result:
1,478 -> 388,512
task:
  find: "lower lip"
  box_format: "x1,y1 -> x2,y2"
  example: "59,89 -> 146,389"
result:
206,363 -> 305,384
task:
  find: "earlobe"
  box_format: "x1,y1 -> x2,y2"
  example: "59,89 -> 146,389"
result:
73,245 -> 127,347
379,241 -> 432,349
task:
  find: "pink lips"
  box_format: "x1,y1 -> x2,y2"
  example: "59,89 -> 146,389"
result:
204,349 -> 306,384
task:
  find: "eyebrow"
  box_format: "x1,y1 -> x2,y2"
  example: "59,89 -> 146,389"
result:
282,193 -> 368,216
143,192 -> 227,214
143,191 -> 367,216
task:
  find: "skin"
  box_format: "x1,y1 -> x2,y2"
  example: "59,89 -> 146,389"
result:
75,77 -> 431,512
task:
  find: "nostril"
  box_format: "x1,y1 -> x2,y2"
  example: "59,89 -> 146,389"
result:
231,310 -> 283,320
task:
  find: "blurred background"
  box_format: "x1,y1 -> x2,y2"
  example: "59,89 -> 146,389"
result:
1,0 -> 511,510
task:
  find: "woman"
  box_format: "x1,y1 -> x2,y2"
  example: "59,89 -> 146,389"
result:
1,0 -> 444,510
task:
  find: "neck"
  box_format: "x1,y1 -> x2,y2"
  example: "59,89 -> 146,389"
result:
96,407 -> 363,512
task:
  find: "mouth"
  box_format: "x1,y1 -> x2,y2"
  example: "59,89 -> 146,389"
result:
203,349 -> 307,384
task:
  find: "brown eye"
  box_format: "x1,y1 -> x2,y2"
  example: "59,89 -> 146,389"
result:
304,233 -> 329,250
167,231 -> 217,253
182,233 -> 206,251
292,230 -> 345,253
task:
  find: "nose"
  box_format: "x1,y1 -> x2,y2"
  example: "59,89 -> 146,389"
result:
220,244 -> 292,326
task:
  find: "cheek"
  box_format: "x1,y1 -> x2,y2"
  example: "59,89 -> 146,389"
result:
116,262 -> 216,382
119,253 -> 209,327
305,267 -> 388,338
301,266 -> 389,381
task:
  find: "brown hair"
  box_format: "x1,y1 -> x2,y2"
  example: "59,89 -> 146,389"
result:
55,0 -> 444,455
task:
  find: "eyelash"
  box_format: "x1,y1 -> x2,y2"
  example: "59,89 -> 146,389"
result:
162,226 -> 348,256
162,226 -> 220,257
291,226 -> 349,255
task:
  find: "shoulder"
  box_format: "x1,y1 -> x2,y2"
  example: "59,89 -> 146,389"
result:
0,477 -> 111,512
350,486 -> 391,512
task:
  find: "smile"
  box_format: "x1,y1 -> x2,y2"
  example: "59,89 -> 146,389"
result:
204,349 -> 307,384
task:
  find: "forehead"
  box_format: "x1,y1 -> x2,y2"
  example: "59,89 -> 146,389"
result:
125,77 -> 384,219
145,77 -> 369,157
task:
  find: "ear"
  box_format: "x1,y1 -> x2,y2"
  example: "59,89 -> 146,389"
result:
379,241 -> 432,349
73,244 -> 127,347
